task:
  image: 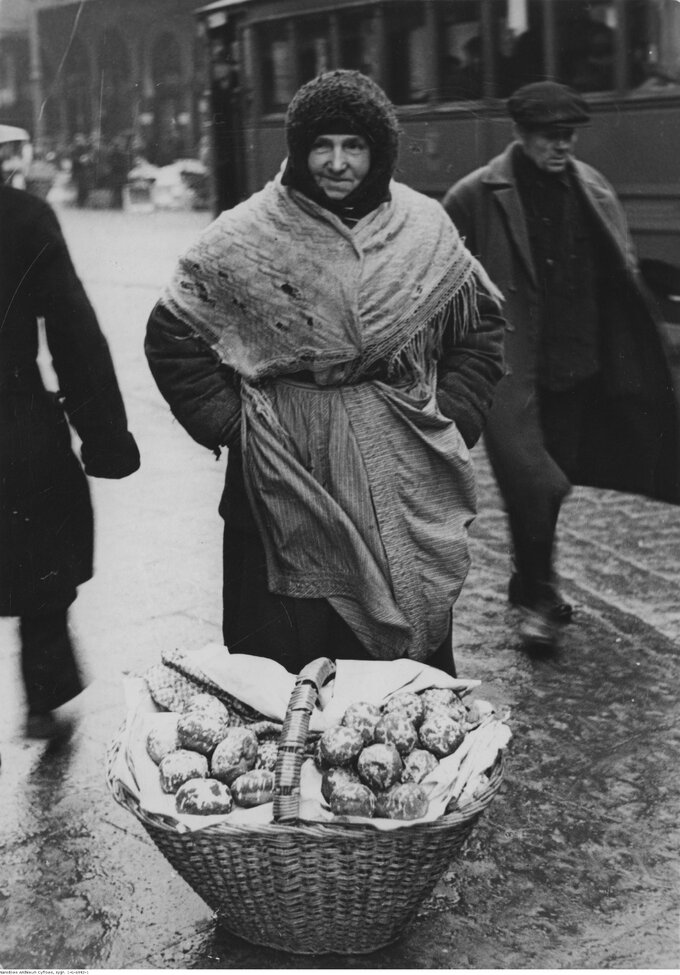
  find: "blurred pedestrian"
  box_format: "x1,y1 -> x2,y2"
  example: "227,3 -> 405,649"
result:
0,182 -> 140,738
145,70 -> 505,676
107,136 -> 129,210
70,134 -> 93,208
443,81 -> 680,650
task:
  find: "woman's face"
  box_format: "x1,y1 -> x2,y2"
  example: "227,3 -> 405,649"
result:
307,133 -> 371,200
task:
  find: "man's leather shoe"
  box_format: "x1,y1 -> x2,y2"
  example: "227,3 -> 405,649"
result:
508,573 -> 573,623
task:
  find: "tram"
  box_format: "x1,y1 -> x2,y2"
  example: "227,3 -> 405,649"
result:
195,0 -> 680,264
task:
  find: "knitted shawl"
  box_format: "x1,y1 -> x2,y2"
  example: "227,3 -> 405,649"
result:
162,173 -> 498,386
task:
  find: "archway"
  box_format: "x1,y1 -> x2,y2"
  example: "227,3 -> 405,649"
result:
62,36 -> 91,136
98,28 -> 132,139
149,31 -> 186,164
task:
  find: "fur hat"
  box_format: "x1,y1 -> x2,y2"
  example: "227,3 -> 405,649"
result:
285,70 -> 400,182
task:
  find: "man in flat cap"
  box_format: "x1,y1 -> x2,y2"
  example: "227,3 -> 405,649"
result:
443,81 -> 679,651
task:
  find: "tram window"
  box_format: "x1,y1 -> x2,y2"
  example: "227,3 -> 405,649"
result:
555,1 -> 617,92
384,2 -> 429,103
628,0 -> 680,93
297,16 -> 330,83
436,1 -> 483,101
260,21 -> 296,112
338,9 -> 378,76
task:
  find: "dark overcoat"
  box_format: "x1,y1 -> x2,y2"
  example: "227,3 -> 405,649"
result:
443,143 -> 680,517
0,185 -> 140,616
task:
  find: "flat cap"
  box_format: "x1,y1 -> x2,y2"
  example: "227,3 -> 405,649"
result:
508,81 -> 591,128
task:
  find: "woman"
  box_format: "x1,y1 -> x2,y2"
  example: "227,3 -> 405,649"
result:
145,70 -> 505,676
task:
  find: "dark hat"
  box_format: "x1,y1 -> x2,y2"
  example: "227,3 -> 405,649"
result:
507,81 -> 591,129
285,70 -> 400,173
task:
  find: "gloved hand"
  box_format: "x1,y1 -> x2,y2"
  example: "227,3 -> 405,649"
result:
81,431 -> 140,478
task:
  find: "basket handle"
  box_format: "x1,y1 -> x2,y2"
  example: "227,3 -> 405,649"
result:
274,656 -> 336,823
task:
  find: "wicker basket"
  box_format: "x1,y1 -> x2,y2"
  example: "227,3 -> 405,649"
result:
107,657 -> 504,955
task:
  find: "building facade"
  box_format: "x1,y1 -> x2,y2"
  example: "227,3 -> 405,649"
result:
0,0 -> 33,128
24,0 -> 209,162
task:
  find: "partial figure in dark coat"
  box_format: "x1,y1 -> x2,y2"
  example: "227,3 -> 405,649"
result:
70,134 -> 93,208
107,137 -> 130,210
443,81 -> 679,651
0,183 -> 140,739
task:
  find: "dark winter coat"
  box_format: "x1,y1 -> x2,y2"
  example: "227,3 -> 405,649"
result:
443,143 -> 680,512
0,185 -> 140,615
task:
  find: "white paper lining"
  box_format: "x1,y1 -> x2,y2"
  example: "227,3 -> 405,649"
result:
111,646 -> 511,833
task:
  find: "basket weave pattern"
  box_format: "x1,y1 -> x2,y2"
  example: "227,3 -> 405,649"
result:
107,657 -> 504,955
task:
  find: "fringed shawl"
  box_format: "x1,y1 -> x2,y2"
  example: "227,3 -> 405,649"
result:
162,174 -> 499,386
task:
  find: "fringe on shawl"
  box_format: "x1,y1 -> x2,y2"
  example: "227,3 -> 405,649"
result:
241,379 -> 296,452
382,271 -> 501,390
